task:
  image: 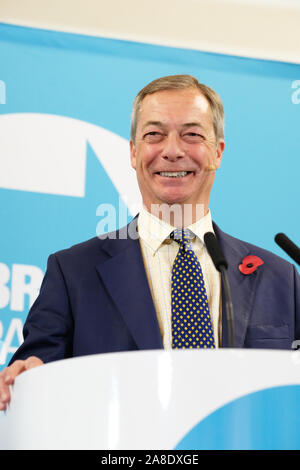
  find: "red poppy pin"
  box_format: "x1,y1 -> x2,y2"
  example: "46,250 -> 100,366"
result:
239,255 -> 264,275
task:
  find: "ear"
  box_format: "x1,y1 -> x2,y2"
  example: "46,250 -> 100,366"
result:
215,139 -> 225,169
130,140 -> 136,170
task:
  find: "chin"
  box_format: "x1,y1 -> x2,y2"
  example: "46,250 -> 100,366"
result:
158,190 -> 192,205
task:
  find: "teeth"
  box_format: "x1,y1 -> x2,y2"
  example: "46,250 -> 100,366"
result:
159,171 -> 189,177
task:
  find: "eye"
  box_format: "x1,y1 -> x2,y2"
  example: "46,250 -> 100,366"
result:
144,131 -> 164,142
183,132 -> 205,142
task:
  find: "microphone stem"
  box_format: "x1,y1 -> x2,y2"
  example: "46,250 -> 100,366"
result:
220,266 -> 235,348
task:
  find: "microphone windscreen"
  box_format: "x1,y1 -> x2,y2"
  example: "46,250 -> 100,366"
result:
204,232 -> 228,271
275,233 -> 300,265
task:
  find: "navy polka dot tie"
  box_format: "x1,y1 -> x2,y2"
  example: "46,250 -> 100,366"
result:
171,229 -> 215,349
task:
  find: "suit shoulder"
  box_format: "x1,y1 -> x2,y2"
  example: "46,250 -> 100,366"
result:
48,236 -> 112,271
213,222 -> 296,272
53,236 -> 101,258
48,221 -> 137,267
223,231 -> 295,271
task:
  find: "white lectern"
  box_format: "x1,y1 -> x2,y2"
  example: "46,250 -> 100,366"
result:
1,349 -> 300,449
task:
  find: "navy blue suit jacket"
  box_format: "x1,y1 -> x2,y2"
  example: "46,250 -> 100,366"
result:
10,220 -> 300,364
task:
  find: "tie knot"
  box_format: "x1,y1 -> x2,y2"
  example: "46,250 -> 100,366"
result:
170,229 -> 194,249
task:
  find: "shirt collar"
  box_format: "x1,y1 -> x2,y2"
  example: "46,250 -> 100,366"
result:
188,210 -> 215,244
137,205 -> 215,254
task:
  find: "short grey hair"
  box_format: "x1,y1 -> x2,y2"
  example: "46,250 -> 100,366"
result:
130,74 -> 225,143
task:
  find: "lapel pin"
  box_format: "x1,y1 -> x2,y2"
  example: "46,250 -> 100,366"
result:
239,255 -> 264,275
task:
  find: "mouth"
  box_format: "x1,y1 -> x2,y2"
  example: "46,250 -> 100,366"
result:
155,171 -> 194,178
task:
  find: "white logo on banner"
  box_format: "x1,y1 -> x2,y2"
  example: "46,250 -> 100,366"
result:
0,113 -> 141,209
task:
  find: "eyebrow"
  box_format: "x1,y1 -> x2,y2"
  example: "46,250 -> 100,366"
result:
142,120 -> 165,130
182,122 -> 204,129
142,121 -> 205,130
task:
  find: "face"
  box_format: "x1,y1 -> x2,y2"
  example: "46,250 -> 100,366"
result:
130,88 -> 225,215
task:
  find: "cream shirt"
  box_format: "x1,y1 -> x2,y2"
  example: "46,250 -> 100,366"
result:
137,207 -> 222,349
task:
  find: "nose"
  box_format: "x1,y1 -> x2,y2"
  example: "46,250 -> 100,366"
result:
161,133 -> 184,162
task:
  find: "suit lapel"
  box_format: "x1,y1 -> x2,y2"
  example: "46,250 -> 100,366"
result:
213,223 -> 263,348
96,219 -> 163,350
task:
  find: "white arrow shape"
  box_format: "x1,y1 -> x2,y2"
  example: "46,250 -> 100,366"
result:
0,113 -> 142,211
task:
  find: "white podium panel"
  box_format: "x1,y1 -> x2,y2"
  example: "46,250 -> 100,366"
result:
1,349 -> 300,449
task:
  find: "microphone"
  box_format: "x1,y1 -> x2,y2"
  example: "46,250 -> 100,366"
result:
274,233 -> 300,266
204,232 -> 234,348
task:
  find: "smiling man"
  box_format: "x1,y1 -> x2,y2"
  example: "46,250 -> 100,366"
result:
0,75 -> 299,411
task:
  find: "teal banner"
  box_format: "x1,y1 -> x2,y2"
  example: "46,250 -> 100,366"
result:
0,22 -> 299,367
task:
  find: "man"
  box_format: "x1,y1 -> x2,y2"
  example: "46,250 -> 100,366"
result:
0,74 -> 299,410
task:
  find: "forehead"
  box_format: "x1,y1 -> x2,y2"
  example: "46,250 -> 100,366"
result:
138,88 -> 212,127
